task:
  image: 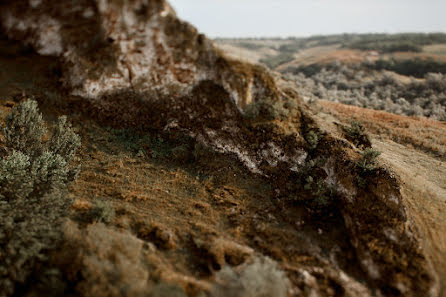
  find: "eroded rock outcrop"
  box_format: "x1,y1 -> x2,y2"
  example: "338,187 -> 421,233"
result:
1,0 -> 278,106
0,0 -> 439,296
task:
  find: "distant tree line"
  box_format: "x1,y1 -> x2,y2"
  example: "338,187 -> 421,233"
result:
217,33 -> 446,54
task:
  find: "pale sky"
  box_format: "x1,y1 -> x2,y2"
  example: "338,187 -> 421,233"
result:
168,0 -> 446,38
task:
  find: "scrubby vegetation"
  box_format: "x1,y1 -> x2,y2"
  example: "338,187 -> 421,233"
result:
343,120 -> 371,148
342,33 -> 446,53
243,97 -> 296,121
321,100 -> 446,158
259,53 -> 294,69
1,100 -> 81,199
358,148 -> 381,173
90,201 -> 116,223
283,63 -> 446,121
356,148 -> 382,188
365,58 -> 446,77
212,256 -> 290,297
218,33 -> 446,55
295,156 -> 338,210
219,34 -> 446,121
0,99 -> 81,296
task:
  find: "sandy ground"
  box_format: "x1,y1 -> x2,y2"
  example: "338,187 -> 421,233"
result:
315,100 -> 446,296
372,138 -> 446,297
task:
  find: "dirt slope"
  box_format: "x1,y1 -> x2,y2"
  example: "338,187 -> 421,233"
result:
316,100 -> 446,296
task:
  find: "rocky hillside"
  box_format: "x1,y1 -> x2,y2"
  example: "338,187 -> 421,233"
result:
0,1 -> 442,296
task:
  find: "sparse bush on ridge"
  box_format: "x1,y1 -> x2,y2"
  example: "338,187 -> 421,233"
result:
90,200 -> 115,223
59,222 -> 150,297
0,99 -> 80,296
244,97 -> 292,121
260,53 -> 295,69
305,130 -> 320,150
356,148 -> 382,188
358,148 -> 381,173
212,256 -> 290,297
343,120 -> 371,148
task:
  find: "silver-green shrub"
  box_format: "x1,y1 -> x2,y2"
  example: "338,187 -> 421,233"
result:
0,190 -> 69,296
90,200 -> 116,224
31,151 -> 69,197
49,115 -> 81,163
3,99 -> 47,157
0,99 -> 81,200
212,256 -> 290,297
0,151 -> 33,200
0,99 -> 80,296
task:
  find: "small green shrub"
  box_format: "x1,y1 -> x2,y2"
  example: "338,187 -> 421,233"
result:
356,148 -> 381,188
0,99 -> 81,200
212,256 -> 290,297
31,151 -> 69,197
244,98 -> 291,121
0,190 -> 69,296
0,99 -> 80,296
343,121 -> 371,148
90,201 -> 115,223
3,99 -> 47,157
358,148 -> 381,172
49,116 -> 81,164
0,151 -> 33,200
305,130 -> 320,150
108,128 -> 149,156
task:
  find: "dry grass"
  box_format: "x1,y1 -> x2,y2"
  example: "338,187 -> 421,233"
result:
424,44 -> 446,56
319,100 -> 446,159
318,100 -> 446,296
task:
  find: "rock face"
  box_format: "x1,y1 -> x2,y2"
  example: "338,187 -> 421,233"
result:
1,0 -> 278,106
0,0 -> 440,296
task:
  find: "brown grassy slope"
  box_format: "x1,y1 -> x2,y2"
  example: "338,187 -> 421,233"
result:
319,100 -> 446,159
64,120 -> 364,296
316,100 -> 446,296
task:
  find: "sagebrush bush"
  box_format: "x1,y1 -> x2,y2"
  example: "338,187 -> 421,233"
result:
0,190 -> 69,296
90,201 -> 115,223
32,151 -> 69,197
244,98 -> 290,121
59,222 -> 149,297
305,130 -> 320,150
50,116 -> 80,161
212,256 -> 290,297
0,99 -> 80,296
0,99 -> 81,200
0,151 -> 33,200
343,121 -> 371,148
358,148 -> 381,172
3,99 -> 47,156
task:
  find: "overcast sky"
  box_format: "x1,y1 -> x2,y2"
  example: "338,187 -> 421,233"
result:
168,0 -> 446,38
